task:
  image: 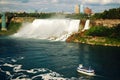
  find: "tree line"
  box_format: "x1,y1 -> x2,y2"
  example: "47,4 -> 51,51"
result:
0,7 -> 119,19
92,7 -> 120,19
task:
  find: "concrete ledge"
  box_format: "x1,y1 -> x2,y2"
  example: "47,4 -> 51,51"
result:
1,27 -> 7,31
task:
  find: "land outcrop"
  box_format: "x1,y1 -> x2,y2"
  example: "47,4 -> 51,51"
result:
66,33 -> 120,47
66,19 -> 120,47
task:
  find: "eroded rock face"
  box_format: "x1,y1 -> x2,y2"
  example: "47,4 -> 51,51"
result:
11,17 -> 35,23
94,19 -> 120,27
0,17 -> 35,23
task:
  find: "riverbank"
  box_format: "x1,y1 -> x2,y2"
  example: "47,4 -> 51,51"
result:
0,17 -> 120,47
66,32 -> 120,47
66,19 -> 120,47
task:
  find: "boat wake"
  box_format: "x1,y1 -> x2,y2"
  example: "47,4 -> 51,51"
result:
0,57 -> 91,80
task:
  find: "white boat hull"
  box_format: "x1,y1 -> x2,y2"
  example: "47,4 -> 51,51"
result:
77,69 -> 95,76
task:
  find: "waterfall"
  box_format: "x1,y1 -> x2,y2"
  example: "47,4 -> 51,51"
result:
13,19 -> 80,41
82,19 -> 90,31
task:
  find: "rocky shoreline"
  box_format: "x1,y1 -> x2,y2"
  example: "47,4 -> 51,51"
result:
66,33 -> 120,47
66,19 -> 120,47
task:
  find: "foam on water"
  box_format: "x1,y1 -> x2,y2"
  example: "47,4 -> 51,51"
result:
13,19 -> 80,41
1,63 -> 67,80
0,57 -> 84,80
38,73 -> 67,80
11,59 -> 17,62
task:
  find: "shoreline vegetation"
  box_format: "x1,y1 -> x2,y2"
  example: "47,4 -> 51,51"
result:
66,32 -> 120,47
66,7 -> 120,47
0,7 -> 120,47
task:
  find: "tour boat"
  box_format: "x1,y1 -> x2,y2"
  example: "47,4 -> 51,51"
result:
77,64 -> 95,76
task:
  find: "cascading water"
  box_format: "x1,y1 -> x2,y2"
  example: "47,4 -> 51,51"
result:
82,19 -> 90,31
13,19 -> 80,41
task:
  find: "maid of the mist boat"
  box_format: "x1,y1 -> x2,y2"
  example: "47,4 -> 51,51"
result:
77,64 -> 95,76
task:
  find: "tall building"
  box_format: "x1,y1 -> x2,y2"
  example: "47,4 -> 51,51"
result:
80,4 -> 84,13
75,4 -> 80,14
84,7 -> 92,15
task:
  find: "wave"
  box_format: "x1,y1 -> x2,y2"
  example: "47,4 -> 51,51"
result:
0,57 -> 90,80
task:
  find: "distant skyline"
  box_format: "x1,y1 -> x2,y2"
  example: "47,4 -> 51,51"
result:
0,0 -> 120,13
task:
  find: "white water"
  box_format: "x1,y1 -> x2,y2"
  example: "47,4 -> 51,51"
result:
82,19 -> 90,31
0,57 -> 80,80
13,19 -> 80,41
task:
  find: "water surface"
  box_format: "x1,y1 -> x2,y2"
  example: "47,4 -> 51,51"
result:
0,37 -> 120,80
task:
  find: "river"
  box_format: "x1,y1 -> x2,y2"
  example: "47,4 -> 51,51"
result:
0,37 -> 120,80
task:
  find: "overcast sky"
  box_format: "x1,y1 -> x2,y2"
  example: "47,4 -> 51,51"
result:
0,0 -> 120,13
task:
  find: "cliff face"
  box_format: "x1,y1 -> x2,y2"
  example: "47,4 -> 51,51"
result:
11,17 -> 35,23
0,17 -> 35,23
66,33 -> 120,47
93,19 -> 120,27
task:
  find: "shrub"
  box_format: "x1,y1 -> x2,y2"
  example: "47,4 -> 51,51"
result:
91,7 -> 120,19
110,24 -> 120,38
85,24 -> 120,38
85,26 -> 111,37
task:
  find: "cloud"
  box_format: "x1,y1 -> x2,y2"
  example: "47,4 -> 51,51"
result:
1,0 -> 119,5
0,0 -> 119,12
0,0 -> 9,4
51,0 -> 58,3
82,0 -> 120,5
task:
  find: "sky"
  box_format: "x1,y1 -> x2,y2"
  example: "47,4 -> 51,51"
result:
0,0 -> 120,13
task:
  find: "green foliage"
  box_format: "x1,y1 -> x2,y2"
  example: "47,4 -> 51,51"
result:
91,13 -> 102,19
66,14 -> 88,19
7,22 -> 21,32
0,22 -> 21,36
27,13 -> 55,18
4,12 -> 56,18
85,26 -> 111,37
3,12 -> 89,19
85,24 -> 120,38
1,7 -> 120,19
110,24 -> 120,38
102,8 -> 120,19
6,12 -> 14,17
92,7 -> 120,19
